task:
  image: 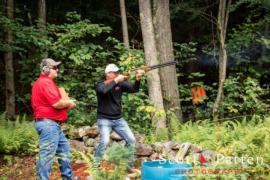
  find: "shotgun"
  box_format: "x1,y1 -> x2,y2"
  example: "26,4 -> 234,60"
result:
104,61 -> 177,84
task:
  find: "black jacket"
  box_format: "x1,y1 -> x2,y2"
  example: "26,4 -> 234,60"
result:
96,80 -> 140,120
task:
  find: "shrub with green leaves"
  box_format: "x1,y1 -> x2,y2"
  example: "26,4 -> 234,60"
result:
222,76 -> 269,116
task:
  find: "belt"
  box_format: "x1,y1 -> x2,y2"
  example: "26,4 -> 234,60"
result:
35,118 -> 62,125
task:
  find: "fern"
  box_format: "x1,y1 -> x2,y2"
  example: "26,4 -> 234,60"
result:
171,115 -> 270,174
0,113 -> 38,155
93,143 -> 133,180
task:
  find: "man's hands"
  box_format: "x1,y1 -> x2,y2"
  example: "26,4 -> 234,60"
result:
135,69 -> 145,80
114,74 -> 128,84
68,100 -> 76,109
52,99 -> 76,109
113,69 -> 145,83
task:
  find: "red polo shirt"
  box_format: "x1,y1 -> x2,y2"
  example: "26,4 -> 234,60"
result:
31,74 -> 67,122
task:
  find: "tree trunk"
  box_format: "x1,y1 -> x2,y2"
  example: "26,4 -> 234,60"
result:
38,0 -> 46,29
212,0 -> 231,121
24,5 -> 33,25
38,0 -> 47,58
138,0 -> 167,140
153,0 -> 183,123
4,0 -> 15,120
120,0 -> 129,49
1,0 -> 5,12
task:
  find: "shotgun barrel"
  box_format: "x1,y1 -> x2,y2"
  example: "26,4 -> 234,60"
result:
124,60 -> 177,75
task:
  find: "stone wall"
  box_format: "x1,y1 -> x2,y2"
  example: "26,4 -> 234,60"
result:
64,124 -> 204,163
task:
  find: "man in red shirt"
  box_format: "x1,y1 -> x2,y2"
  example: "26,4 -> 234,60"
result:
31,58 -> 77,180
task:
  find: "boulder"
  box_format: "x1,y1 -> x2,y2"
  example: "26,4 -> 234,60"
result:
135,144 -> 153,156
84,138 -> 96,147
164,141 -> 178,151
110,131 -> 122,141
152,142 -> 164,153
70,140 -> 88,152
134,133 -> 145,144
74,125 -> 99,138
149,153 -> 161,161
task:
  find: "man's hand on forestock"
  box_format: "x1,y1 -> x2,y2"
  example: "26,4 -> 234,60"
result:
136,69 -> 145,80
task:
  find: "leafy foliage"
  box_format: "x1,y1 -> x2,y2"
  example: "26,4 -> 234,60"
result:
170,115 -> 270,177
119,50 -> 153,133
93,143 -> 133,180
0,113 -> 38,155
222,76 -> 269,116
227,21 -> 266,67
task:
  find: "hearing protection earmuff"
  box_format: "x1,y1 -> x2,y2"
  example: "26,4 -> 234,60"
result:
41,60 -> 51,74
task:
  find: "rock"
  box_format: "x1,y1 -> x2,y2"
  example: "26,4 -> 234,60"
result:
149,153 -> 161,161
74,126 -> 99,138
152,142 -> 164,153
84,138 -> 96,147
69,140 -> 87,152
164,141 -> 178,150
171,143 -> 181,150
118,140 -> 126,146
110,131 -> 122,141
86,147 -> 95,154
135,144 -> 153,156
82,136 -> 89,142
134,133 -> 145,144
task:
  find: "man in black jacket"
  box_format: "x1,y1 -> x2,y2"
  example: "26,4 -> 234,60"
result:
94,63 -> 144,166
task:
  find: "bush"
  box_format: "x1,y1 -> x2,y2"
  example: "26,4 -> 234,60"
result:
222,76 -> 269,116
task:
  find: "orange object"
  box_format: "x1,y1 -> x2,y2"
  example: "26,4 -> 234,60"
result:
192,86 -> 206,105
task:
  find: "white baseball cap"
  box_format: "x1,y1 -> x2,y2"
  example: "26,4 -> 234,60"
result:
105,64 -> 119,73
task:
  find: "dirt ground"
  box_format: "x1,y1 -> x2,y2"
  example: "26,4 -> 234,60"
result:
0,155 -> 90,180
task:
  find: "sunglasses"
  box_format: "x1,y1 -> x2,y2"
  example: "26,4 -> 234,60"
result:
51,66 -> 59,70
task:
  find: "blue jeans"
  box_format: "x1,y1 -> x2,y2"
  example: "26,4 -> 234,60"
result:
35,119 -> 73,180
94,118 -> 136,165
